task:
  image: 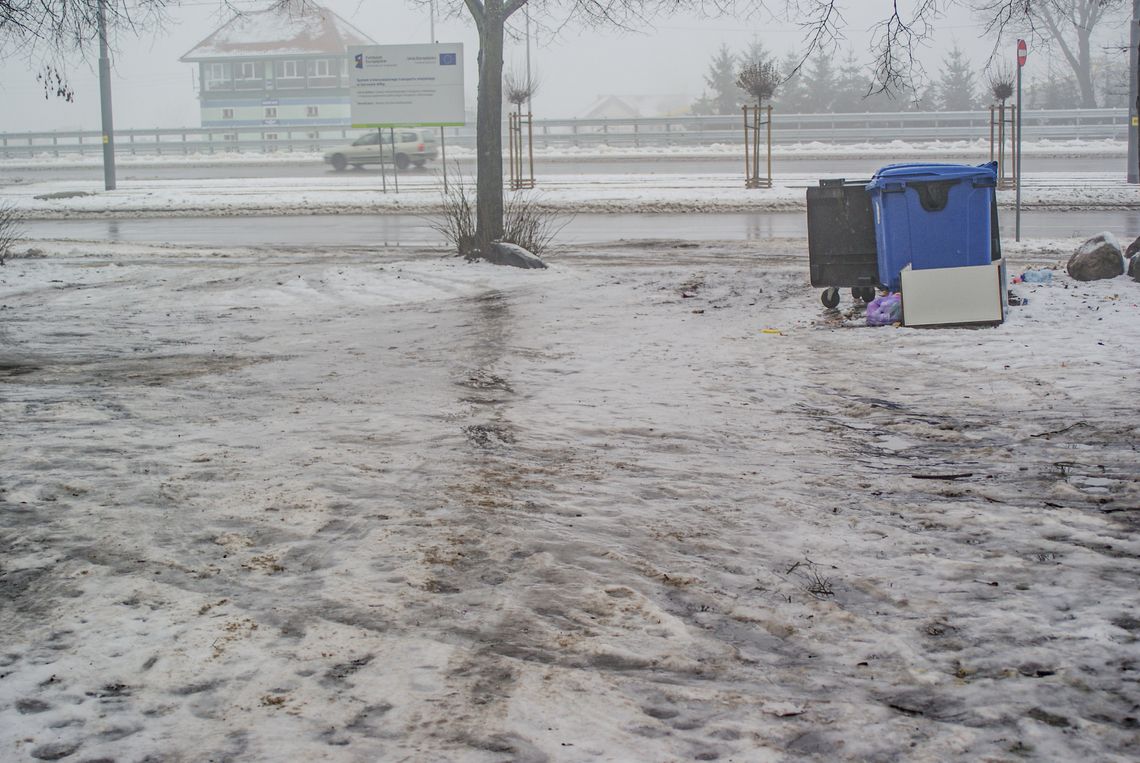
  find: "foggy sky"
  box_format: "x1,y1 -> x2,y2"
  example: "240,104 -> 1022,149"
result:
0,0 -> 1073,133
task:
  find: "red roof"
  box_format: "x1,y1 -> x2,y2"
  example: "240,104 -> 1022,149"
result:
180,2 -> 374,62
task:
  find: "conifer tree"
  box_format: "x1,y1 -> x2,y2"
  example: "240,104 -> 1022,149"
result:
832,50 -> 870,113
936,45 -> 979,111
774,50 -> 809,113
801,54 -> 837,113
701,44 -> 741,115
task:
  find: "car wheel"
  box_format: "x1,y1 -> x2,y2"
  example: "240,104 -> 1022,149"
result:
395,153 -> 410,170
331,154 -> 347,171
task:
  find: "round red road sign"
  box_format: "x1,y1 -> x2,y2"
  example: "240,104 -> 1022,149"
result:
1017,39 -> 1027,67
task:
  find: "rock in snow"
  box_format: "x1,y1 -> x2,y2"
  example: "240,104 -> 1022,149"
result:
1067,232 -> 1124,281
483,241 -> 548,269
1125,234 -> 1140,260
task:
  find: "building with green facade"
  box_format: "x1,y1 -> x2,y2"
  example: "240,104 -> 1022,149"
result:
180,2 -> 374,131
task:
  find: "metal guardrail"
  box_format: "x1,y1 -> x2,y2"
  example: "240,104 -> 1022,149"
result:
0,109 -> 1128,159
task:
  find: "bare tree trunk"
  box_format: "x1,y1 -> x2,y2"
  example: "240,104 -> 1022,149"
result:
475,6 -> 505,251
1039,3 -> 1100,108
1075,26 -> 1097,109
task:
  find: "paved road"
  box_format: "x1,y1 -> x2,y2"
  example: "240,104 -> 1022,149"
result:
21,209 -> 1140,248
2,155 -> 1128,183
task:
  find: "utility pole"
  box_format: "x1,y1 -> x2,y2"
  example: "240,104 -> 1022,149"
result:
525,3 -> 532,114
1016,39 -> 1026,241
97,0 -> 116,191
1130,0 -> 1139,183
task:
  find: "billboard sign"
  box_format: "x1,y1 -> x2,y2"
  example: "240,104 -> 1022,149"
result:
349,43 -> 465,128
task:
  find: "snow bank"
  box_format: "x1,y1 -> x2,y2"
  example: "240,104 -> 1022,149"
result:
2,171 -> 1138,220
0,137 -> 1126,171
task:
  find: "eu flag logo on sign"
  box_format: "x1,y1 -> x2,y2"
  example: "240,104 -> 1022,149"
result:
439,53 -> 457,66
354,53 -> 363,69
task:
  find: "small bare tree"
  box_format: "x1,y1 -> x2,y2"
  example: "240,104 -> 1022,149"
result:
504,67 -> 540,114
738,59 -> 779,189
737,59 -> 781,109
989,65 -> 1015,104
0,203 -> 25,265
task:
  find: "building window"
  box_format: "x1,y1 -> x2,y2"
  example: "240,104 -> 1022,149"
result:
265,107 -> 277,118
277,60 -> 301,79
306,106 -> 319,117
275,60 -> 304,89
222,108 -> 234,119
233,61 -> 264,90
264,133 -> 278,141
205,62 -> 232,91
308,58 -> 338,87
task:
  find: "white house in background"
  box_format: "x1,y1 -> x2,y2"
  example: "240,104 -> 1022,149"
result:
180,1 -> 374,129
578,94 -> 693,121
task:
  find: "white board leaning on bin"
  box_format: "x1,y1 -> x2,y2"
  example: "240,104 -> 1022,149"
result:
900,260 -> 1006,327
349,44 -> 465,128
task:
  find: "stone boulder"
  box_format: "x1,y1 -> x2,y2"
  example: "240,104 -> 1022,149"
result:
1125,235 -> 1140,260
1129,253 -> 1140,281
481,241 -> 548,269
1067,233 -> 1124,282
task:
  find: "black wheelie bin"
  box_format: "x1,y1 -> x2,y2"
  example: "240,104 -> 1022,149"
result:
806,178 -> 880,308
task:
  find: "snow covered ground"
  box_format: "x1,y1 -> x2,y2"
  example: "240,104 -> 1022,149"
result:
1,138 -> 1135,219
1,237 -> 1137,761
2,170 -> 1139,220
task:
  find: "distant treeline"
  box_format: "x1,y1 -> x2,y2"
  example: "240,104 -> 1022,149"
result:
691,43 -> 1130,115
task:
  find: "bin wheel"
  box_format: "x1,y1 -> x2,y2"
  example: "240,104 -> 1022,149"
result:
821,288 -> 840,309
856,286 -> 877,302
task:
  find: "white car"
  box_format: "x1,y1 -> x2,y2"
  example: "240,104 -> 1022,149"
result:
324,129 -> 439,171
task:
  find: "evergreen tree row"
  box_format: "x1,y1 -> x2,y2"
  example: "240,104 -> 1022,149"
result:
691,42 -> 1130,115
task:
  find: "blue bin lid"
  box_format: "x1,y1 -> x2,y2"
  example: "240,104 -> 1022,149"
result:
868,161 -> 997,188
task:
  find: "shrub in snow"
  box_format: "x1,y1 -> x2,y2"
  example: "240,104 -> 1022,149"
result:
428,169 -> 560,267
0,202 -> 23,265
1067,233 -> 1124,282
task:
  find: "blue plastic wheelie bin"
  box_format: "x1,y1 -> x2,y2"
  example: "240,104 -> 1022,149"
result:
866,162 -> 1000,292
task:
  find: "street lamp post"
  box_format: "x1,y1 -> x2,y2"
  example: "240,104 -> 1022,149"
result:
1130,0 -> 1139,183
525,3 -> 532,114
97,0 -> 116,190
